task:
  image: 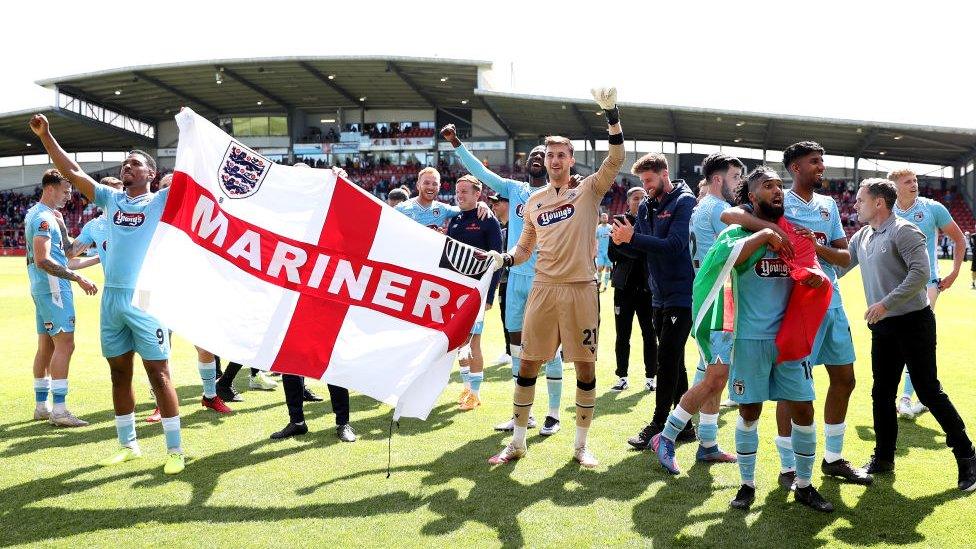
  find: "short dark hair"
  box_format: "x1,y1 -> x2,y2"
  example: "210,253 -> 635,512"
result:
702,153 -> 746,182
736,166 -> 780,205
860,178 -> 896,210
127,149 -> 157,173
41,168 -> 66,187
388,188 -> 408,201
631,152 -> 668,175
782,141 -> 825,173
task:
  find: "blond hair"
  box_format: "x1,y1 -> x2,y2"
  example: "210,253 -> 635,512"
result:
887,168 -> 916,182
456,174 -> 482,193
544,135 -> 574,154
417,166 -> 440,181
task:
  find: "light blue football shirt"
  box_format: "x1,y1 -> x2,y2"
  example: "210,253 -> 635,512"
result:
894,196 -> 952,280
452,144 -> 540,277
94,185 -> 170,289
595,224 -> 611,256
690,193 -> 729,271
784,190 -> 846,309
76,214 -> 109,262
395,198 -> 460,230
734,246 -> 793,339
25,203 -> 71,295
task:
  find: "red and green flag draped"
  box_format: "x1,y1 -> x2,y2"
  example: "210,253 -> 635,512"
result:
692,218 -> 831,365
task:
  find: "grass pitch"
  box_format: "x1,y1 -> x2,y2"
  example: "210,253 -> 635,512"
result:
0,257 -> 974,548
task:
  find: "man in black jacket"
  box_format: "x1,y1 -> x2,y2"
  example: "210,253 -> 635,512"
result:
611,153 -> 697,451
608,187 -> 657,392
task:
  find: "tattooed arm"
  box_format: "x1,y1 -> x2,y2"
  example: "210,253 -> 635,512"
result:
33,235 -> 98,295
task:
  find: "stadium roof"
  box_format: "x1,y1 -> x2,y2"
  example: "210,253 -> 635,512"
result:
0,56 -> 972,167
475,89 -> 976,167
35,56 -> 491,121
0,107 -> 154,158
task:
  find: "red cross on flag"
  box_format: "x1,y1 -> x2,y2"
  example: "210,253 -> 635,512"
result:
133,109 -> 494,419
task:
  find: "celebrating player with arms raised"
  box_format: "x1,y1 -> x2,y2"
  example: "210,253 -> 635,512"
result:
486,88 -> 624,468
31,113 -> 187,475
441,124 -> 566,435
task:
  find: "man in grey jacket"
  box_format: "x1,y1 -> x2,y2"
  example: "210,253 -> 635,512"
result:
834,178 -> 975,491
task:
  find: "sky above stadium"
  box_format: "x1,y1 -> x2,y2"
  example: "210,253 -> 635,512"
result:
2,1 -> 973,129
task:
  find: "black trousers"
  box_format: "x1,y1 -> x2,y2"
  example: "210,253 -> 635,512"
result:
215,362 -> 262,389
869,307 -> 974,461
282,374 -> 350,426
499,280 -> 511,353
651,306 -> 691,426
613,284 -> 656,379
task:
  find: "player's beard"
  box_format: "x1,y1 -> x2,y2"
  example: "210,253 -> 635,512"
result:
720,181 -> 736,204
757,200 -> 784,221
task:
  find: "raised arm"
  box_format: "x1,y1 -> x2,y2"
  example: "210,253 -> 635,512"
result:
29,114 -> 98,201
588,88 -> 624,196
441,124 -> 512,197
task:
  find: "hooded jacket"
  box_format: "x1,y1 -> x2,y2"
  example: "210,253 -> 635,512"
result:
627,180 -> 696,308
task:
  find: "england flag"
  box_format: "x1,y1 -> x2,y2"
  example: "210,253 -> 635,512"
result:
133,108 -> 494,419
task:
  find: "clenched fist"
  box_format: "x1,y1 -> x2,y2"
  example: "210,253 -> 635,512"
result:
29,114 -> 49,136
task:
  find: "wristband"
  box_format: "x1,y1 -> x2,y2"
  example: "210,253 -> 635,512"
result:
608,133 -> 624,145
604,106 -> 619,125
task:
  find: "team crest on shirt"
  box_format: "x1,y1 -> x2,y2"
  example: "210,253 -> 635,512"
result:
38,220 -> 49,231
439,238 -> 492,279
914,211 -> 924,222
819,207 -> 830,220
755,258 -> 790,277
732,379 -> 745,395
219,142 -> 270,199
538,204 -> 575,226
113,211 -> 146,227
515,204 -> 525,218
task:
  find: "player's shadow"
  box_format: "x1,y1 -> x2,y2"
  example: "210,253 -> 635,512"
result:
0,385 -> 279,459
593,387 -> 650,418
0,402 -> 434,547
297,432 -> 650,547
826,473 -> 967,546
692,480 -> 833,549
630,469 -> 727,547
854,420 -> 949,455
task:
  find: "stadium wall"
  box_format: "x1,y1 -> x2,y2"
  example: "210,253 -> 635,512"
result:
0,161 -> 121,192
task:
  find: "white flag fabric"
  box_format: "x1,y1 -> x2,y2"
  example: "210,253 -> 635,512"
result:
133,109 -> 494,419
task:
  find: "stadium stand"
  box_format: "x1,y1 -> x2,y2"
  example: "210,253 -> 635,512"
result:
2,162 -> 969,255
2,56 -> 975,254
